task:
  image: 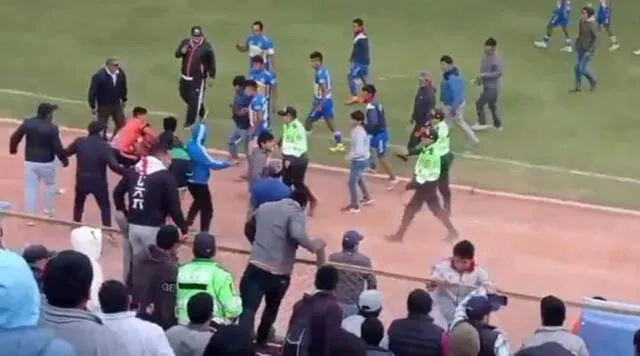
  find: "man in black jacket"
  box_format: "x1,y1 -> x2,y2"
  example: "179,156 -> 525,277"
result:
9,102 -> 68,223
174,25 -> 217,129
406,71 -> 436,151
65,121 -> 130,228
87,57 -> 128,138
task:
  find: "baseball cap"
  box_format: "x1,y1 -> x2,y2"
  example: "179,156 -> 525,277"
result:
342,230 -> 363,248
358,290 -> 382,312
465,295 -> 501,320
22,244 -> 56,265
193,232 -> 216,258
37,102 -> 59,117
190,25 -> 204,37
277,106 -> 297,118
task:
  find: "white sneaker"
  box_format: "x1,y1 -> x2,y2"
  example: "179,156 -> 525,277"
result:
56,188 -> 66,195
609,43 -> 621,51
633,49 -> 640,56
44,210 -> 54,219
386,178 -> 399,191
471,123 -> 492,131
534,41 -> 548,49
360,198 -> 375,206
560,46 -> 573,53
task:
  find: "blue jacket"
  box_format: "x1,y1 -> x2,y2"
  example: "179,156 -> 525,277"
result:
185,123 -> 230,184
250,178 -> 291,209
0,250 -> 76,356
439,67 -> 465,109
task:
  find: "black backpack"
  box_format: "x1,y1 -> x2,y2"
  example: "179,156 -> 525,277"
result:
282,294 -> 315,356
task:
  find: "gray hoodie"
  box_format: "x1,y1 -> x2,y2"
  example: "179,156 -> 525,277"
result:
39,303 -> 130,356
165,324 -> 212,356
521,327 -> 589,356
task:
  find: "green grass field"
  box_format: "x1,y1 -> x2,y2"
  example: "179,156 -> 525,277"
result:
2,0 -> 640,208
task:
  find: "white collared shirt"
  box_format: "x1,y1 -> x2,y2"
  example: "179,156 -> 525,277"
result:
105,67 -> 119,86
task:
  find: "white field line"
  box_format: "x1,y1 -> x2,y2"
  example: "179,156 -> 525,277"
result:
1,117 -> 639,217
2,87 -> 640,186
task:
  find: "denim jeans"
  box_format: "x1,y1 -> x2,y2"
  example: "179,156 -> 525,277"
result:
348,159 -> 371,207
227,127 -> 250,159
24,161 -> 57,214
574,50 -> 596,89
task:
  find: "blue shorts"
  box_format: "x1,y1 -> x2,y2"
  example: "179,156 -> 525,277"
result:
307,99 -> 335,122
549,12 -> 569,27
370,132 -> 388,158
597,7 -> 610,26
348,63 -> 369,80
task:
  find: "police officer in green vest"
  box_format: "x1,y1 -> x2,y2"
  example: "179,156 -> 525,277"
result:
176,232 -> 242,325
387,126 -> 459,242
277,106 -> 318,216
430,109 -> 454,215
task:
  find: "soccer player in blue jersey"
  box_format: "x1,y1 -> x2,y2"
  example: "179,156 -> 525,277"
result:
345,18 -> 370,105
595,0 -> 620,51
305,51 -> 345,153
249,55 -> 277,118
235,21 -> 276,72
534,0 -> 573,52
244,80 -> 270,149
361,84 -> 398,190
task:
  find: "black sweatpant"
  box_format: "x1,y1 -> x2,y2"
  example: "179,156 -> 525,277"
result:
438,152 -> 454,214
238,264 -> 291,345
406,123 -> 423,152
186,182 -> 212,232
281,155 -> 317,207
397,180 -> 456,238
73,179 -> 111,227
96,104 -> 126,139
113,149 -> 139,167
179,77 -> 207,128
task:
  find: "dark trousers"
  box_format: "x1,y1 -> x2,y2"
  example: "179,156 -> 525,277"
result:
73,179 -> 111,227
238,264 -> 291,345
406,124 -> 423,151
179,77 -> 207,127
475,86 -> 502,127
96,105 -> 126,138
281,156 -> 317,206
438,152 -> 454,214
113,149 -> 139,167
186,182 -> 212,232
397,180 -> 456,238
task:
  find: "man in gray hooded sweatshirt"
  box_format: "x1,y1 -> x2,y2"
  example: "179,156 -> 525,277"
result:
39,250 -> 130,356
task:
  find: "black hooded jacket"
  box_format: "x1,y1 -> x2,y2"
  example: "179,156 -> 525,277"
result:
9,116 -> 68,165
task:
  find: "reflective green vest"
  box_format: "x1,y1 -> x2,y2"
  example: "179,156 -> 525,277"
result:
414,145 -> 441,184
176,260 -> 242,324
281,119 -> 307,158
433,121 -> 450,156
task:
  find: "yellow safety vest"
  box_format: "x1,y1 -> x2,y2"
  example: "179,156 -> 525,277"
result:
281,119 -> 307,158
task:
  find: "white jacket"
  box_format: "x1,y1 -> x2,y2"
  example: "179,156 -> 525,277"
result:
70,226 -> 104,313
100,311 -> 175,356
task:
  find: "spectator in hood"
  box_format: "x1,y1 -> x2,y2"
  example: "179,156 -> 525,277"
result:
202,324 -> 255,356
98,280 -> 174,356
515,342 -> 575,356
448,321 -> 480,356
9,102 -> 69,224
158,117 -> 190,204
0,250 -> 76,356
329,230 -> 377,317
362,317 -> 394,356
40,250 -> 129,356
70,226 -> 104,313
22,244 -> 56,293
249,162 -> 290,213
166,292 -> 214,356
388,289 -> 445,356
329,329 -> 367,356
342,290 -> 388,348
132,225 -> 180,330
449,288 -> 510,356
521,295 -> 588,356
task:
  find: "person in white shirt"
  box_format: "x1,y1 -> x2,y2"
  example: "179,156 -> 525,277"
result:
341,290 -> 389,349
98,280 -> 175,356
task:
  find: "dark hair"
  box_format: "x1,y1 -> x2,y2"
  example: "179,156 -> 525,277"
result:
43,250 -> 93,308
290,189 -> 309,209
360,317 -> 384,346
329,329 -> 366,356
484,37 -> 497,47
251,55 -> 264,65
361,84 -> 376,95
87,120 -> 106,135
98,280 -> 129,314
314,265 -> 339,291
540,295 -> 566,327
163,116 -> 178,132
252,21 -> 264,31
244,80 -> 258,90
257,131 -> 274,147
187,292 -> 214,324
407,289 -> 432,314
203,325 -> 255,356
147,139 -> 169,157
353,18 -> 364,27
350,110 -> 365,122
440,55 -> 454,65
309,51 -> 323,61
582,6 -> 595,17
233,75 -> 246,87
156,225 -> 180,250
453,240 -> 475,259
132,106 -> 147,117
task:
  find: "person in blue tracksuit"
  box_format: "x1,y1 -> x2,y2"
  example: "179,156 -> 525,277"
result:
345,18 -> 370,105
439,55 -> 479,149
185,123 -> 231,232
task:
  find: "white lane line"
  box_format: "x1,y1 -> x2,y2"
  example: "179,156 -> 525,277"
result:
2,87 -> 639,185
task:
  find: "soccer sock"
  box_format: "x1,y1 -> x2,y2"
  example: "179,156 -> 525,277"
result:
542,35 -> 550,43
333,131 -> 342,144
564,38 -> 572,46
610,36 -> 618,44
347,76 -> 358,96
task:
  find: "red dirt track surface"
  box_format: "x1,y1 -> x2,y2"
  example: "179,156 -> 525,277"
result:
2,122 -> 639,347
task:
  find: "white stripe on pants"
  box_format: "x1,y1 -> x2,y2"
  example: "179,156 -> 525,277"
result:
443,103 -> 479,144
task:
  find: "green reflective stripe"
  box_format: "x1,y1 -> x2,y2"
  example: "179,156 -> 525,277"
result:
414,146 -> 441,184
433,121 -> 450,156
176,261 -> 228,322
281,120 -> 307,157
